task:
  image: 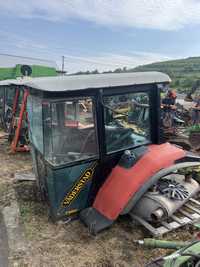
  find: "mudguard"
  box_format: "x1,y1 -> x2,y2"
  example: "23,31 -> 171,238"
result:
122,161 -> 200,215
93,143 -> 186,220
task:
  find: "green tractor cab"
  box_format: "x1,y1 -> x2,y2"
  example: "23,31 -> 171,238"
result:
11,72 -> 200,235
0,65 -> 58,152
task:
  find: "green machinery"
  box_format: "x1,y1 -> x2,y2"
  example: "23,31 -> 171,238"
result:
6,72 -> 200,235
138,238 -> 200,267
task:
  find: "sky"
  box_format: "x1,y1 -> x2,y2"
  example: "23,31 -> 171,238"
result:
0,0 -> 200,73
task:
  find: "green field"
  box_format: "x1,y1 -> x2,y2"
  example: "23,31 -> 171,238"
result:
132,57 -> 200,92
73,56 -> 200,93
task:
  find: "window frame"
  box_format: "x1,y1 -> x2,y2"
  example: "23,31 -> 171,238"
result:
39,83 -> 161,168
101,84 -> 156,155
42,95 -> 99,167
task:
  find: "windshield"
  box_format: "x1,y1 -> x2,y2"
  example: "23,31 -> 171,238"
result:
43,97 -> 98,166
103,92 -> 150,153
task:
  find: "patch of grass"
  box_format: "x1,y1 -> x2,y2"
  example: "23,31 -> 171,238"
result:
19,200 -> 50,240
19,201 -> 34,221
0,182 -> 10,195
0,181 -> 15,207
19,200 -> 47,221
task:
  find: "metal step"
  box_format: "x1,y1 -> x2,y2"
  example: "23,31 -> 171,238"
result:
130,197 -> 200,236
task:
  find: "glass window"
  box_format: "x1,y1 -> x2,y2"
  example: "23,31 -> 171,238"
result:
5,87 -> 16,108
4,87 -> 15,119
103,92 -> 150,153
43,98 -> 98,166
27,95 -> 43,153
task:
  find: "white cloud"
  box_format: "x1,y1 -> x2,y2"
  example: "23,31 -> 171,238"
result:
62,52 -> 172,73
0,30 -> 172,73
0,30 -> 48,52
1,0 -> 200,30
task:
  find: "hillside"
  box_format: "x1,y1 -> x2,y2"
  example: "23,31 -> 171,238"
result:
72,56 -> 200,92
132,56 -> 200,90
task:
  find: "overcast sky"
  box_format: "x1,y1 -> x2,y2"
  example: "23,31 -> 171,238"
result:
0,0 -> 200,73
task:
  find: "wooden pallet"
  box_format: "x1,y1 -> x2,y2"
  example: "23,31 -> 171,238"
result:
130,197 -> 200,236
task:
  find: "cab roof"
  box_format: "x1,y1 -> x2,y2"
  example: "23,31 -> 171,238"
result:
0,79 -> 18,86
10,71 -> 170,92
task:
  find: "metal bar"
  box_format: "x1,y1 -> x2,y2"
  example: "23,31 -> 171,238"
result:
161,221 -> 180,231
185,203 -> 200,215
8,88 -> 20,134
131,214 -> 158,233
11,89 -> 29,153
161,221 -> 174,230
179,209 -> 195,219
189,198 -> 200,207
171,215 -> 191,225
135,238 -> 189,250
131,214 -> 168,236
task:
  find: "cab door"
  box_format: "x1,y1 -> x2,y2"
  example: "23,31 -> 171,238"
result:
41,95 -> 100,219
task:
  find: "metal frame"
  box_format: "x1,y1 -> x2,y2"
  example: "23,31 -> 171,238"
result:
8,88 -> 20,134
11,88 -> 30,152
39,83 -> 161,169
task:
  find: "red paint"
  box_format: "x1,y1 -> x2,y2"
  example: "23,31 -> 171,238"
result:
93,143 -> 186,220
65,120 -> 79,127
11,89 -> 29,153
196,232 -> 200,240
8,88 -> 20,134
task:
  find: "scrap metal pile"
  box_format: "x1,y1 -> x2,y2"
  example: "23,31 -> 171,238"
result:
1,73 -> 200,267
162,97 -> 200,152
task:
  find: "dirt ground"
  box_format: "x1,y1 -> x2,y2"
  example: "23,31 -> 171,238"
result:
0,132 -> 199,267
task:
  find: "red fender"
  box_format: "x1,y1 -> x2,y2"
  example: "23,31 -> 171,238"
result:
93,143 -> 186,220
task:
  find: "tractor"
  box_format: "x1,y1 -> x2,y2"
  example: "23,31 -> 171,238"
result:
9,72 -> 200,236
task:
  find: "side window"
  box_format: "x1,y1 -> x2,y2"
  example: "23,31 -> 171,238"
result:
27,95 -> 43,153
6,87 -> 16,108
44,98 -> 98,165
103,92 -> 150,153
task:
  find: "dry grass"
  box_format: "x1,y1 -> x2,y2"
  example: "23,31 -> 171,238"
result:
0,132 -> 199,267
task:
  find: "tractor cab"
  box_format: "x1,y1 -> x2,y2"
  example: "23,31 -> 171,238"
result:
0,80 -> 29,151
0,65 -> 58,152
12,72 -> 200,236
0,81 -> 16,130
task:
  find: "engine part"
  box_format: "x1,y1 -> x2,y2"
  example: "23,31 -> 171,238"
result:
155,178 -> 189,201
131,197 -> 200,236
122,161 -> 200,215
131,174 -> 200,222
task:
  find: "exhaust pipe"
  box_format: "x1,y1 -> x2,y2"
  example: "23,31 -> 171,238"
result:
151,208 -> 165,221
